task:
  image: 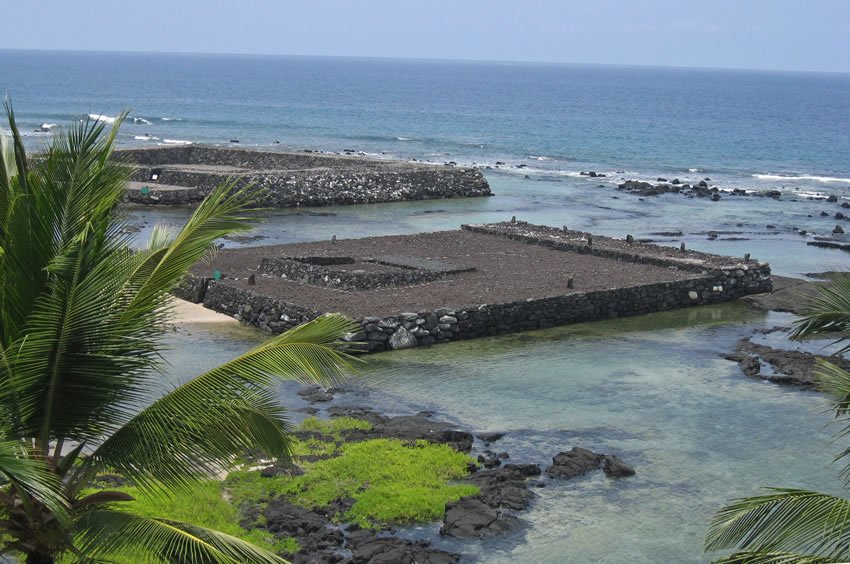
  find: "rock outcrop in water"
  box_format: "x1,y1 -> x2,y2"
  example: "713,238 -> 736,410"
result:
117,146 -> 491,207
546,447 -> 636,480
248,397 -> 636,561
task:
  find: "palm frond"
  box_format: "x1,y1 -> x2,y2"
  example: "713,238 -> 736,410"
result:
712,551 -> 833,563
74,509 -> 287,563
0,440 -> 67,522
127,178 -> 260,315
791,273 -> 850,353
80,314 -> 359,495
705,488 -> 850,560
807,361 -> 850,488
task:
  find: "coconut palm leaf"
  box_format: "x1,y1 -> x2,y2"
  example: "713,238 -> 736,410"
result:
808,360 -> 850,488
126,177 -> 260,316
0,440 -> 67,521
0,102 -> 360,561
712,551 -> 832,564
75,509 -> 286,563
81,313 -> 359,495
706,489 -> 850,561
791,273 -> 850,354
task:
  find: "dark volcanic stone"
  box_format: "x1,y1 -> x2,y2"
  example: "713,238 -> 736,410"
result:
466,464 -> 541,511
502,463 -> 543,478
441,497 -> 519,539
602,455 -> 636,478
298,385 -> 335,403
260,462 -> 305,478
477,432 -> 505,443
546,447 -> 636,480
725,337 -> 850,388
478,453 -> 502,468
347,529 -> 459,564
546,447 -> 603,479
263,499 -> 330,537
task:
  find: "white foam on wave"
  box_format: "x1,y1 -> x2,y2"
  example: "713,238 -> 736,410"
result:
88,113 -> 117,124
161,117 -> 182,121
162,139 -> 192,145
753,173 -> 850,184
688,167 -> 704,173
40,123 -> 58,130
132,117 -> 152,125
135,135 -> 160,141
529,155 -> 552,161
396,137 -> 411,141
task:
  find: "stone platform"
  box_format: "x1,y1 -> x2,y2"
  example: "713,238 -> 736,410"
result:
116,146 -> 491,207
174,222 -> 772,352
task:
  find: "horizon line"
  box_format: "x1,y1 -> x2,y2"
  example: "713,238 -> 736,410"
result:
2,47 -> 848,77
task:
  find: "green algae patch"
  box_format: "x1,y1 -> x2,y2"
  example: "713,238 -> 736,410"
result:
226,437 -> 478,528
299,415 -> 373,436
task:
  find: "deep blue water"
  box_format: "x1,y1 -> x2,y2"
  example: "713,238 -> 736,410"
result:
2,50 -> 849,196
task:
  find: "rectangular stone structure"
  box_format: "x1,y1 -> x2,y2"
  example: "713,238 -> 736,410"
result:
174,222 -> 772,354
117,146 -> 491,207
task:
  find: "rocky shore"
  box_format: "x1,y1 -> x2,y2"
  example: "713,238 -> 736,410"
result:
724,273 -> 849,388
235,389 -> 636,563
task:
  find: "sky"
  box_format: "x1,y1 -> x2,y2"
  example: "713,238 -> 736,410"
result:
2,0 -> 849,73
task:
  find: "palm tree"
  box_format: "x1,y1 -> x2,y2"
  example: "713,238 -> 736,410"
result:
0,102 -> 358,563
705,274 -> 850,563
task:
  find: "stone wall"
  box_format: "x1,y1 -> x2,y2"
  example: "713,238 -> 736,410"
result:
258,258 -> 449,291
117,146 -> 491,207
194,268 -> 769,353
178,223 -> 772,354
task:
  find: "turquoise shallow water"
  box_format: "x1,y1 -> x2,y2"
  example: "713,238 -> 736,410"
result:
129,172 -> 850,278
166,303 -> 843,562
133,166 -> 849,561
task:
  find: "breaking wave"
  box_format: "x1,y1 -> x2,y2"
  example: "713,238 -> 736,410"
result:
753,173 -> 850,184
88,113 -> 117,124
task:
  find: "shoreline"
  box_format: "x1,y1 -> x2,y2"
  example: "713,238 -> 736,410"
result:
168,296 -> 239,326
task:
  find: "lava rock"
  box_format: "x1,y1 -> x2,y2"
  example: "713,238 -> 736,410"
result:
388,326 -> 418,350
440,497 -> 519,539
260,462 -> 305,478
601,455 -> 636,478
263,499 -> 330,537
546,447 -> 603,479
347,528 -> 459,563
297,385 -> 335,403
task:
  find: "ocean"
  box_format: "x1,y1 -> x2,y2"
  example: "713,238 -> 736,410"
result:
2,49 -> 850,562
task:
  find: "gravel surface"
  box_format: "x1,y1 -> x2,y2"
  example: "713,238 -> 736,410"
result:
193,230 -> 698,318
